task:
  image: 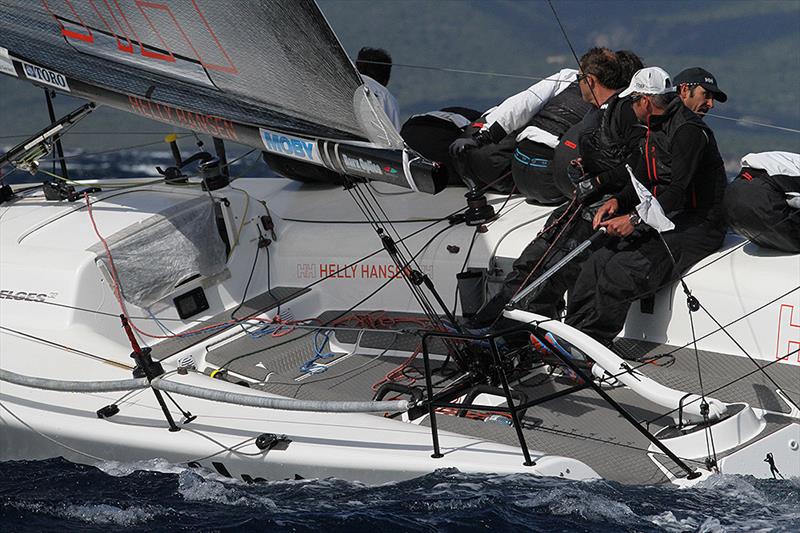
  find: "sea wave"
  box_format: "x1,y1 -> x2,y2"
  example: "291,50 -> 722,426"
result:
1,459 -> 799,532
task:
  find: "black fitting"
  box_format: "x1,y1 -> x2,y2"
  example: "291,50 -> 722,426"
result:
0,184 -> 16,204
381,234 -> 398,255
255,433 -> 291,451
409,270 -> 425,286
687,295 -> 700,312
96,404 -> 120,419
260,215 -> 275,233
463,189 -> 495,226
131,346 -> 165,380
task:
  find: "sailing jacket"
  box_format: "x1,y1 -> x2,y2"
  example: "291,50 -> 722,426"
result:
550,93 -> 644,198
615,96 -> 727,227
482,68 -> 586,148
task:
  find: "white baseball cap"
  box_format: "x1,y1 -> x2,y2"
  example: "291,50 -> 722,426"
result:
619,67 -> 674,98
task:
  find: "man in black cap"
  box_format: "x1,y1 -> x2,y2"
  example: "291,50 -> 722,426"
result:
674,67 -> 728,116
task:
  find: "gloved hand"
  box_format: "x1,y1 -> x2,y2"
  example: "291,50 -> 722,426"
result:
566,158 -> 585,185
448,122 -> 506,161
575,175 -> 602,204
448,136 -> 481,160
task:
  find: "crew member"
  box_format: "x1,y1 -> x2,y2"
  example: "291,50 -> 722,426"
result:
674,67 -> 728,116
724,151 -> 800,253
468,62 -> 724,327
468,48 -> 641,325
447,67 -> 588,196
356,47 -> 401,130
566,67 -> 727,346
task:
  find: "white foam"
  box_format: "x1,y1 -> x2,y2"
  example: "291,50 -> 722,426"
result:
648,510 -> 699,532
8,501 -> 160,527
62,503 -> 157,526
177,471 -> 278,510
96,458 -> 239,484
513,486 -> 639,524
694,474 -> 769,506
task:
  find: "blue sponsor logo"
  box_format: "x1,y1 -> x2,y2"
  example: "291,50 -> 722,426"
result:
261,130 -> 315,161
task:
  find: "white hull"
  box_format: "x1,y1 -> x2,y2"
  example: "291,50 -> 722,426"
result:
2,176 -> 798,485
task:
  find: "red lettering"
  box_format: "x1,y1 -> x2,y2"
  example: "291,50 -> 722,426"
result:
222,119 -> 238,141
776,304 -> 800,363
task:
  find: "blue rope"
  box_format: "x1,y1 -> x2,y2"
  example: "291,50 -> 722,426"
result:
299,329 -> 337,374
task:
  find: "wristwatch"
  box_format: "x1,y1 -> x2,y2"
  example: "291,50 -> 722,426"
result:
628,213 -> 642,226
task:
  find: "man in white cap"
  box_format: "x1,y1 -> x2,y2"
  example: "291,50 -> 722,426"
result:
564,67 -> 727,346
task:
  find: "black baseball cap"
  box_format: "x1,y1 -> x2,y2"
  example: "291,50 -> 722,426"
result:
674,67 -> 728,102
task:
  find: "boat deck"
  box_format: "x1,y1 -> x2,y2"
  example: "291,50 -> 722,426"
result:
199,309 -> 799,485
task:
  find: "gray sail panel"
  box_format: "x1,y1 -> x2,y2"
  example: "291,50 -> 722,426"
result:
0,0 -> 379,144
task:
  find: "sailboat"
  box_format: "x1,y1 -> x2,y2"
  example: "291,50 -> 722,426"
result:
1,0 -> 798,486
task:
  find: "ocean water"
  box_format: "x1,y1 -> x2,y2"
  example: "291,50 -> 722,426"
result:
2,147 -> 270,185
1,458 -> 798,532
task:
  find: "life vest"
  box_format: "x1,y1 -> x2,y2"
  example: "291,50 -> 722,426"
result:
551,106 -> 603,197
526,84 -> 593,140
578,94 -> 640,176
640,97 -> 726,217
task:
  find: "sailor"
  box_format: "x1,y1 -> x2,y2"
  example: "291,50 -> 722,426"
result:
467,48 -> 642,325
446,51 -> 606,197
674,67 -> 728,116
566,67 -> 727,346
724,151 -> 800,253
356,47 -> 401,130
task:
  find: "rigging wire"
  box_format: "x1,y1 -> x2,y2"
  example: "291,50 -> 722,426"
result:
213,222 -> 459,373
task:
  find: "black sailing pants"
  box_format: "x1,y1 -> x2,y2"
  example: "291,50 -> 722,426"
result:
565,218 -> 726,345
469,203 -> 599,327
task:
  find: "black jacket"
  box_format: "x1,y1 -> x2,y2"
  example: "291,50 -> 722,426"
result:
615,96 -> 727,227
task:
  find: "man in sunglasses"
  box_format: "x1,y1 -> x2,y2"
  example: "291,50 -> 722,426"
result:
566,67 -> 727,347
447,48 -> 637,203
466,49 -> 644,327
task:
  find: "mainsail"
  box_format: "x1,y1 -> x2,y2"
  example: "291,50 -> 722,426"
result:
0,0 -> 442,192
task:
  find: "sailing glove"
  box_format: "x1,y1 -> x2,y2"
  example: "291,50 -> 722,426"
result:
448,122 -> 507,159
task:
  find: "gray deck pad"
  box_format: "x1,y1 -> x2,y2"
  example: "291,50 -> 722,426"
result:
318,310 -> 451,355
152,286 -> 308,360
614,338 -> 799,414
201,312 -> 798,485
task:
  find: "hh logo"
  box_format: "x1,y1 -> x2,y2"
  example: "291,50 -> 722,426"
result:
776,304 -> 800,362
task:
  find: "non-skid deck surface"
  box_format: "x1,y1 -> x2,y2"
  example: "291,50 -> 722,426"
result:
317,310 -> 451,355
614,339 -> 800,414
203,312 -> 798,485
152,286 -> 308,360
